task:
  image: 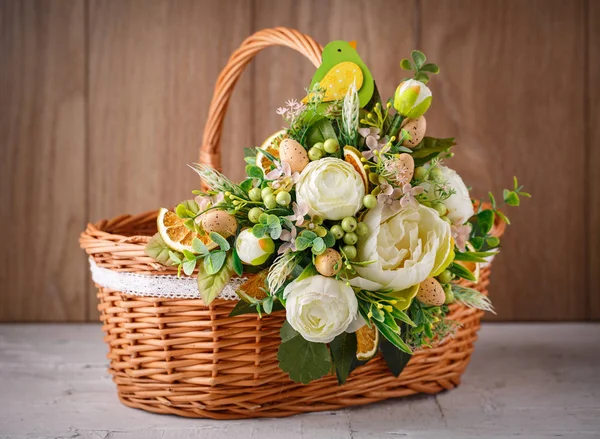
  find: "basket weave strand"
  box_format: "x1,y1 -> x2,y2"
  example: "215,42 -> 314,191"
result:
80,27 -> 503,419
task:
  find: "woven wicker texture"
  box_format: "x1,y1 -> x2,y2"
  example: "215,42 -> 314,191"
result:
80,28 -> 505,419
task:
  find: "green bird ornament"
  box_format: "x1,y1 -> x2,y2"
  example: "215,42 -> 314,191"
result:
306,40 -> 374,108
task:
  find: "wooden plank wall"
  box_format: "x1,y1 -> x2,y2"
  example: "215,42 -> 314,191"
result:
0,0 -> 597,322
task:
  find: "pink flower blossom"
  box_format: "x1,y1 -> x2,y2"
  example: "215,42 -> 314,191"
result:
359,127 -> 388,162
452,224 -> 472,252
265,160 -> 300,190
285,202 -> 309,226
376,182 -> 403,205
399,183 -> 424,208
278,227 -> 297,254
383,157 -> 413,186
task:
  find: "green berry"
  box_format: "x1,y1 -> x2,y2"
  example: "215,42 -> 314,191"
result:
313,142 -> 324,151
308,147 -> 324,161
432,201 -> 447,216
314,225 -> 328,237
330,225 -> 345,240
263,194 -> 277,209
343,232 -> 358,245
363,194 -> 377,209
342,245 -> 357,260
248,207 -> 263,223
356,222 -> 369,237
276,191 -> 291,206
261,187 -> 273,199
438,269 -> 453,284
444,288 -> 454,305
249,187 -> 262,201
430,167 -> 444,182
323,138 -> 339,154
341,217 -> 357,232
414,166 -> 427,181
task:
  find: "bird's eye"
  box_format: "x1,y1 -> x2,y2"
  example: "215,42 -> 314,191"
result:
337,49 -> 341,52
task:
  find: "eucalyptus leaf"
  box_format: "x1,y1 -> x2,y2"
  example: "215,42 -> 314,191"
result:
420,63 -> 440,74
400,58 -> 413,71
252,224 -> 267,238
503,189 -> 520,206
182,249 -> 196,261
311,237 -> 326,255
204,250 -> 227,275
197,254 -> 234,305
414,72 -> 430,83
209,232 -> 230,251
330,332 -> 357,385
182,259 -> 196,276
168,251 -> 182,265
411,50 -> 426,68
192,237 -> 209,255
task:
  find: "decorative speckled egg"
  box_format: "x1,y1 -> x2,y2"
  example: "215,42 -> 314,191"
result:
397,153 -> 415,182
201,210 -> 238,238
279,138 -> 310,173
401,116 -> 427,148
315,248 -> 343,277
416,278 -> 445,306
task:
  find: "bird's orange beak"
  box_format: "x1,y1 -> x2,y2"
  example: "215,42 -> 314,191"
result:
349,40 -> 357,49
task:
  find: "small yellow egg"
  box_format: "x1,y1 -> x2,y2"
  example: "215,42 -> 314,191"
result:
416,278 -> 445,306
279,138 -> 310,173
315,248 -> 343,277
201,210 -> 237,238
401,116 -> 427,148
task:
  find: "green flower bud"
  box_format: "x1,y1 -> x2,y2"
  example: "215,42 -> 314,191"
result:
393,79 -> 432,118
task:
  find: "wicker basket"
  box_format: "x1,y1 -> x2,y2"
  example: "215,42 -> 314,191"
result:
80,27 -> 505,420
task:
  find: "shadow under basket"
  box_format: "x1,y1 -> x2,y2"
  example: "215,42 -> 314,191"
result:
79,28 -> 504,420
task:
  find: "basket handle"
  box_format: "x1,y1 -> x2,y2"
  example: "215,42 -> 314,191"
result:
199,27 -> 323,171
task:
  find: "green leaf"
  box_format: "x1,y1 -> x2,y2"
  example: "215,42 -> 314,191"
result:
503,189 -> 520,206
252,224 -> 267,238
297,264 -> 318,281
232,247 -> 243,276
244,147 -> 257,159
411,137 -> 456,166
449,262 -> 477,282
192,237 -> 209,255
495,209 -> 511,225
176,204 -> 190,219
323,231 -> 336,248
239,178 -> 254,192
411,50 -> 426,68
278,324 -> 332,384
262,296 -> 274,314
486,236 -> 500,248
144,233 -> 180,266
488,192 -> 497,209
330,332 -> 357,385
420,63 -> 440,74
513,176 -> 519,190
295,233 -> 315,251
204,250 -> 227,275
400,58 -> 413,71
280,320 -> 298,343
181,249 -> 195,261
255,147 -> 279,165
209,232 -> 230,251
311,237 -> 326,255
168,251 -> 182,265
228,300 -> 257,317
305,118 -> 338,147
380,337 -> 412,377
373,319 -> 412,354
453,250 -> 497,263
197,254 -> 234,305
477,210 -> 495,235
470,236 -> 485,251
245,164 -> 264,179
414,72 -> 430,83
182,259 -> 196,276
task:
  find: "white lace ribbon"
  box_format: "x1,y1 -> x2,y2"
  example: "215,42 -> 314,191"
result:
88,258 -> 244,300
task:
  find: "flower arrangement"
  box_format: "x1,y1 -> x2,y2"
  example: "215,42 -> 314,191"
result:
145,42 -> 528,385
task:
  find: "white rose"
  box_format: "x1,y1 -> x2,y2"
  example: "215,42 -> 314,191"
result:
235,229 -> 275,265
423,166 -> 474,225
295,157 -> 365,220
283,275 -> 359,343
351,203 -> 453,299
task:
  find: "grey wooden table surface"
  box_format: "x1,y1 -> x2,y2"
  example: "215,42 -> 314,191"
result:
0,323 -> 598,439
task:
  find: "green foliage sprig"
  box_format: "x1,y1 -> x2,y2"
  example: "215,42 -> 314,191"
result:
400,50 -> 440,84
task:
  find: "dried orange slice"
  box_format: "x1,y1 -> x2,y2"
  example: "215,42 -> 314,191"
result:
356,324 -> 379,361
256,130 -> 287,173
157,208 -> 214,253
236,270 -> 268,301
343,145 -> 369,191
